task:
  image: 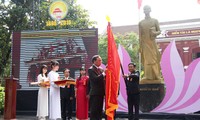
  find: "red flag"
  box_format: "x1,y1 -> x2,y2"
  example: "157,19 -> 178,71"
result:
138,0 -> 142,9
105,21 -> 121,120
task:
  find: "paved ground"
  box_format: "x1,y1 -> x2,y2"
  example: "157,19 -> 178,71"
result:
0,113 -> 192,120
0,117 -> 149,120
0,116 -> 131,120
0,116 -> 180,120
1,112 -> 198,120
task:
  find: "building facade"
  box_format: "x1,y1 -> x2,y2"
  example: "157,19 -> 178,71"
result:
112,18 -> 200,69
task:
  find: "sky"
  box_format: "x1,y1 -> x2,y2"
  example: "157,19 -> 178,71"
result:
77,0 -> 200,33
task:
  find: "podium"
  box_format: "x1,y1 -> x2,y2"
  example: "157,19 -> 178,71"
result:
4,77 -> 18,119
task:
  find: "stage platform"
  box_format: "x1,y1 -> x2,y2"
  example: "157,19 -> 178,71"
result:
118,112 -> 200,120
13,111 -> 200,120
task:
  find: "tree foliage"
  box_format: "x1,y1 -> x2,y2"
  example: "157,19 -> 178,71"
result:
0,1 -> 29,79
32,0 -> 97,30
98,32 -> 140,67
0,85 -> 5,114
0,0 -> 96,79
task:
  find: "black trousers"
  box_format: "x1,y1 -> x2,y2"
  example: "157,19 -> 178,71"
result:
127,93 -> 140,120
90,95 -> 104,120
61,97 -> 73,120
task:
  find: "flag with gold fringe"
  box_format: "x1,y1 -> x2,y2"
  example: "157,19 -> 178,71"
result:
105,16 -> 121,120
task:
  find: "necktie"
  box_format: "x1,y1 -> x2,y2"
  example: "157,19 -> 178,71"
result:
97,68 -> 101,74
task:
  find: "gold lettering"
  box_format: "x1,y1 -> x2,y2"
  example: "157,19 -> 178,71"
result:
171,31 -> 179,35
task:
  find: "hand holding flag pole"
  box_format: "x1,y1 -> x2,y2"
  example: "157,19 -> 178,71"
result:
120,63 -> 128,88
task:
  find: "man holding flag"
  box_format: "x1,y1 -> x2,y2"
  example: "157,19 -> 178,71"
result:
123,63 -> 140,120
88,55 -> 106,120
105,16 -> 121,120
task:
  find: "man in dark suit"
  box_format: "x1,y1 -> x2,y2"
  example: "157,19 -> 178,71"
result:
60,68 -> 75,120
88,55 -> 105,120
123,63 -> 140,120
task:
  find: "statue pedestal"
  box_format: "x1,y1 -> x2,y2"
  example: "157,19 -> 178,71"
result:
139,83 -> 165,112
140,79 -> 164,84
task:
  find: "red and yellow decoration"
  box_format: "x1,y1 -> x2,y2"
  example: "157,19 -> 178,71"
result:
48,0 -> 68,21
105,16 -> 121,120
46,20 -> 72,26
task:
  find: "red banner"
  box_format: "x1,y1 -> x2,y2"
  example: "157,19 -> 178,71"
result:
198,0 -> 200,4
138,0 -> 142,9
106,22 -> 121,120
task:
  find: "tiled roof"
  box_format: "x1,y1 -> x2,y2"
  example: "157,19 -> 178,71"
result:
112,18 -> 200,35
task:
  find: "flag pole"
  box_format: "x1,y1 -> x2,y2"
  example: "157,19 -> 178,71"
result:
120,63 -> 127,87
120,61 -> 127,87
138,0 -> 142,79
120,63 -> 124,75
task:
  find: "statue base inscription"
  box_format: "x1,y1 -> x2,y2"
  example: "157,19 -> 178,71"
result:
140,78 -> 164,84
139,83 -> 165,112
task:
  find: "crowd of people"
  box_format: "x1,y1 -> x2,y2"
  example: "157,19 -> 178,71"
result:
36,55 -> 140,120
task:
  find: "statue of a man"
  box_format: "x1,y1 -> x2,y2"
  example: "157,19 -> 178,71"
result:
139,5 -> 162,83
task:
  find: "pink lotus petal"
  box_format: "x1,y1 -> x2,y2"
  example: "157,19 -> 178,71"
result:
117,44 -> 130,112
168,58 -> 200,113
152,41 -> 185,112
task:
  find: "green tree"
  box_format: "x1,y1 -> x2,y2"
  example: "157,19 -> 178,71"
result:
36,0 -> 97,30
98,32 -> 139,66
0,1 -> 30,79
0,85 -> 5,114
0,0 -> 96,79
